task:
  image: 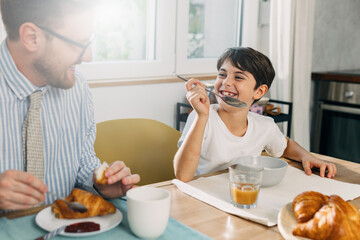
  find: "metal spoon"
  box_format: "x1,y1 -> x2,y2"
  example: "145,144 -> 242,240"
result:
47,191 -> 88,213
176,75 -> 247,108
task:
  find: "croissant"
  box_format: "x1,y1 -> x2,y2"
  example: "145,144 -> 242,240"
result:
95,162 -> 109,185
51,188 -> 116,219
293,191 -> 329,223
292,192 -> 360,240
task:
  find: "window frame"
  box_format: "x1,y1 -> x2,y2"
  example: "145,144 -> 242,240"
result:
175,0 -> 243,75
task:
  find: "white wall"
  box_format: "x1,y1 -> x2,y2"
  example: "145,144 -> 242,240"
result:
91,81 -> 188,128
312,0 -> 360,71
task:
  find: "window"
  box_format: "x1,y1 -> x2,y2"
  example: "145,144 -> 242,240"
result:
176,0 -> 242,74
78,0 -> 176,80
93,0 -> 156,62
187,0 -> 241,59
0,0 -> 248,82
79,0 -> 244,81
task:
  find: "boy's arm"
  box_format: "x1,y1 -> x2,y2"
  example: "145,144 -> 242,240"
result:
282,138 -> 337,178
174,78 -> 210,182
174,115 -> 208,182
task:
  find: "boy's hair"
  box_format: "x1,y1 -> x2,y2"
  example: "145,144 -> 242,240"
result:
217,47 -> 275,89
1,0 -> 95,41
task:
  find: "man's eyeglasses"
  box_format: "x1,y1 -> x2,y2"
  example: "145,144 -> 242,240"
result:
37,25 -> 95,60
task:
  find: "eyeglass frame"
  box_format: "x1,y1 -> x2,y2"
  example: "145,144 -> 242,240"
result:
37,25 -> 95,60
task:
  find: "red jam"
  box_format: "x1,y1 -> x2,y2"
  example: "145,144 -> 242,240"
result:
64,221 -> 100,233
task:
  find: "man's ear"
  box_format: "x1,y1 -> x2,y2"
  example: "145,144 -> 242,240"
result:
18,22 -> 44,52
254,84 -> 268,101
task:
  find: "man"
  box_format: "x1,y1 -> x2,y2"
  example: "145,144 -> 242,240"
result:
0,0 -> 140,211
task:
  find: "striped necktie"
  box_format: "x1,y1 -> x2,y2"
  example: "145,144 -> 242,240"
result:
22,90 -> 44,181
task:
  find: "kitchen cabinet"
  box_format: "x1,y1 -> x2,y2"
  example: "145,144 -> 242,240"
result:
311,70 -> 360,163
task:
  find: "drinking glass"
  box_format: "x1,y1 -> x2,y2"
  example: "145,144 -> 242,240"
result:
229,164 -> 264,209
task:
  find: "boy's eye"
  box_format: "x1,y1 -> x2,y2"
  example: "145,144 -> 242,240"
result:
218,73 -> 226,78
235,76 -> 244,80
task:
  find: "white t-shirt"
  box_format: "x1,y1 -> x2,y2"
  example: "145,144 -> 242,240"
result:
178,104 -> 287,175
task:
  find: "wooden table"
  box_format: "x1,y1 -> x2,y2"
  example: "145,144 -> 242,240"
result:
152,153 -> 360,240
2,153 -> 360,239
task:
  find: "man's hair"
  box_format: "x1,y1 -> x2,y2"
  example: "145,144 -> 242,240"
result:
1,0 -> 94,40
217,47 -> 275,90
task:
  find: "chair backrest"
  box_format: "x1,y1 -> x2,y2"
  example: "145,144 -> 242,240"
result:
94,119 -> 181,186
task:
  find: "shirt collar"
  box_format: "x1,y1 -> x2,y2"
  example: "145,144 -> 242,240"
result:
0,39 -> 41,100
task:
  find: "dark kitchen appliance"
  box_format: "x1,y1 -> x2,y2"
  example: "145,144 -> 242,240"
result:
312,70 -> 360,163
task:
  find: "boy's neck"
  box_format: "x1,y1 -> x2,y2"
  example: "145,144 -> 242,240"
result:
218,107 -> 249,137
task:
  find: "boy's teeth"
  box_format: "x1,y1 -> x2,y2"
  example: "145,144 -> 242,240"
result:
223,92 -> 235,97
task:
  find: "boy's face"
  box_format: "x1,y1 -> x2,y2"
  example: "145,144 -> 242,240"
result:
214,60 -> 267,109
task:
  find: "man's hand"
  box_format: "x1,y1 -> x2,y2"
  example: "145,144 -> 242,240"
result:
93,161 -> 140,198
0,170 -> 47,210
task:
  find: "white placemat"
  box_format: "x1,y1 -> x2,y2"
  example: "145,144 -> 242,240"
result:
172,166 -> 360,227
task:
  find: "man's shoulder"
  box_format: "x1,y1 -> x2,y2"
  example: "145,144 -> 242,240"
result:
75,71 -> 88,85
69,71 -> 90,93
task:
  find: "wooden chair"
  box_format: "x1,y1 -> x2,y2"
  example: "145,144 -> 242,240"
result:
94,119 -> 181,186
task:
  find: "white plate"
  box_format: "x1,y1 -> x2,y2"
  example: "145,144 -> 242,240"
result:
277,203 -> 310,240
35,207 -> 122,237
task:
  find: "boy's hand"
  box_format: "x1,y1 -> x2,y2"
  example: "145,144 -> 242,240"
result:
302,157 -> 337,178
283,138 -> 337,179
185,78 -> 210,117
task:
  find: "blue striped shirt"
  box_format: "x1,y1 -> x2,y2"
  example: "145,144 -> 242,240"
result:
0,40 -> 101,206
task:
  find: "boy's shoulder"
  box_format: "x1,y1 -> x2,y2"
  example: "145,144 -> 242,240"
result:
248,111 -> 276,124
247,112 -> 279,136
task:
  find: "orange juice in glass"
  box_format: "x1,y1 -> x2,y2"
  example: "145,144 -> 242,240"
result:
229,164 -> 263,209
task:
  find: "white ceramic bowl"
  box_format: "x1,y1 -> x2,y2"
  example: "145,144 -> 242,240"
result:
234,156 -> 288,187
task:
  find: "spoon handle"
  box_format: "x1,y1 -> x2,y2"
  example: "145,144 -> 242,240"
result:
176,75 -> 189,82
47,191 -> 88,213
176,75 -> 221,98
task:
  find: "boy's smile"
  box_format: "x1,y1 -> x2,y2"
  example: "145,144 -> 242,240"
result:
219,90 -> 238,98
215,60 -> 262,109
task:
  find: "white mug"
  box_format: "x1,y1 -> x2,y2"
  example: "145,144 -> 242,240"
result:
126,187 -> 171,239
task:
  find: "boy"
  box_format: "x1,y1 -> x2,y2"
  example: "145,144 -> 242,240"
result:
174,47 -> 336,182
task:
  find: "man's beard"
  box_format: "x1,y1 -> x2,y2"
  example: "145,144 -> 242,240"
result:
33,56 -> 76,89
